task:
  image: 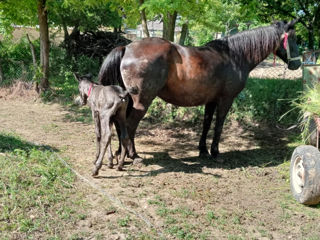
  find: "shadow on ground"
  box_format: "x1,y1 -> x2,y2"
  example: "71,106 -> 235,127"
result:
0,133 -> 57,153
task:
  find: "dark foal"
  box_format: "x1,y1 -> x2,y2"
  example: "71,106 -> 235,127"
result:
74,73 -> 130,176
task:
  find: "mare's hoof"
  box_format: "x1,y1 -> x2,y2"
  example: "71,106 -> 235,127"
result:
199,151 -> 211,159
117,166 -> 123,171
215,156 -> 224,163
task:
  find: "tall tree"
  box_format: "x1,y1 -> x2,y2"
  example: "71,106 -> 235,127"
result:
37,0 -> 49,91
138,0 -> 150,37
163,11 -> 177,41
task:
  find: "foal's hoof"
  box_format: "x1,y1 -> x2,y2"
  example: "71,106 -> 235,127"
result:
117,166 -> 123,171
92,169 -> 99,177
107,163 -> 114,169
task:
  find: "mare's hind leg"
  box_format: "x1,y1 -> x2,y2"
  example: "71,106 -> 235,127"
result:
116,117 -> 129,171
92,118 -> 112,176
199,102 -> 217,157
211,97 -> 234,161
126,107 -> 150,161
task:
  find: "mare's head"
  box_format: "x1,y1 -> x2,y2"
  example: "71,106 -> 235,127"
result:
274,20 -> 301,70
73,73 -> 93,106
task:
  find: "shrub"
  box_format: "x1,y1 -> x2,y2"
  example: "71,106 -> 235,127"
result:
146,78 -> 302,126
0,39 -> 40,85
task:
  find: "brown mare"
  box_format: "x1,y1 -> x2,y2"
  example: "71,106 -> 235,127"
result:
98,20 -> 301,162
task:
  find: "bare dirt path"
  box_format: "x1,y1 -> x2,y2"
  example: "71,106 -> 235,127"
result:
1,95 -> 320,239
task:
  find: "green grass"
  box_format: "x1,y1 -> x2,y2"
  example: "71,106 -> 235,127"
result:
0,132 -> 85,239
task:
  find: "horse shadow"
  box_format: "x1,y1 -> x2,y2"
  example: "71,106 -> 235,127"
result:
99,122 -> 297,179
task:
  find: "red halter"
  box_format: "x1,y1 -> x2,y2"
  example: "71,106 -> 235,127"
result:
87,84 -> 93,98
283,32 -> 288,50
273,32 -> 290,67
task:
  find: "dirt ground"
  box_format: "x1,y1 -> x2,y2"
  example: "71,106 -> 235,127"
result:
1,86 -> 320,240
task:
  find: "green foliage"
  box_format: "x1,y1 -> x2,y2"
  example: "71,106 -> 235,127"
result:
290,83 -> 320,142
146,97 -> 204,124
41,45 -> 100,103
292,84 -> 320,117
230,78 -> 302,126
50,0 -> 122,32
146,78 -> 302,126
0,132 -> 81,238
0,38 -> 40,85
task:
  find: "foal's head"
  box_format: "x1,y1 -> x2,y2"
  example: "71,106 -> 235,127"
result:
73,73 -> 94,106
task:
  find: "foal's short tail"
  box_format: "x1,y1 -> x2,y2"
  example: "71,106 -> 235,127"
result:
98,46 -> 126,87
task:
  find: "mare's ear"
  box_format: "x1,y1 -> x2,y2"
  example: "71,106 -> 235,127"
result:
285,18 -> 299,31
73,72 -> 80,82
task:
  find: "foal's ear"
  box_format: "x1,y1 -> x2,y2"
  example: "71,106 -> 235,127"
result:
73,72 -> 81,82
83,73 -> 93,80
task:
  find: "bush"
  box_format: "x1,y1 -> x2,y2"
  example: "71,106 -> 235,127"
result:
0,39 -> 40,85
146,78 -> 302,126
231,78 -> 302,126
45,45 -> 100,103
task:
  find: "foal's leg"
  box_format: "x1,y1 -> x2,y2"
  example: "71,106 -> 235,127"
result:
92,118 -> 112,176
106,121 -> 114,167
211,97 -> 234,161
116,116 -> 129,171
113,120 -> 121,163
199,101 -> 217,157
93,111 -> 101,164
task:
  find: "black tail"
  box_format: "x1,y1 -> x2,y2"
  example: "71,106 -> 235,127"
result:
98,46 -> 126,87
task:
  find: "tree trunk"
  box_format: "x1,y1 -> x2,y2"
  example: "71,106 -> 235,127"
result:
37,0 -> 50,91
179,22 -> 188,45
26,34 -> 37,70
163,11 -> 177,42
139,0 -> 149,38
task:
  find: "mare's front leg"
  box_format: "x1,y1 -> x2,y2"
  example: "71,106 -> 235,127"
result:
92,118 -> 112,176
199,102 -> 217,158
211,97 -> 234,161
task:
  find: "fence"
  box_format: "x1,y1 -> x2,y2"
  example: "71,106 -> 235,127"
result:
249,58 -> 302,80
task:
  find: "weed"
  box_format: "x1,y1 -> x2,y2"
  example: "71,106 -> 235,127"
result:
117,215 -> 130,227
207,210 -> 218,222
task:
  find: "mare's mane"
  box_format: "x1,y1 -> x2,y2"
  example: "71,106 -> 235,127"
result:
205,23 -> 284,64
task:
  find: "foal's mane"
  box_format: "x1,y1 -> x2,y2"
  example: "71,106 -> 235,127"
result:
206,23 -> 284,64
